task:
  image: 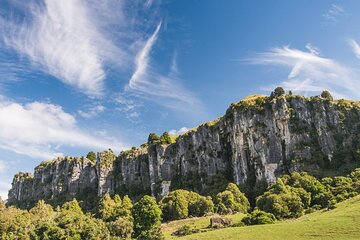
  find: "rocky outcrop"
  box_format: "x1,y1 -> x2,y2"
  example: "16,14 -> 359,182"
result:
8,94 -> 360,207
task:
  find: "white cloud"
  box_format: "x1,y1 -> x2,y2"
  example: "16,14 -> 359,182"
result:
349,39 -> 360,60
169,127 -> 189,136
0,97 -> 127,159
126,22 -> 203,113
78,104 -> 106,118
248,45 -> 360,99
323,4 -> 344,22
1,0 -> 125,97
0,180 -> 11,200
0,160 -> 5,173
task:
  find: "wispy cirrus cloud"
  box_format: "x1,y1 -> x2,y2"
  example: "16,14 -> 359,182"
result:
248,44 -> 360,99
78,104 -> 106,118
0,0 -> 126,97
349,39 -> 360,60
0,96 -> 127,159
323,4 -> 344,23
127,22 -> 203,114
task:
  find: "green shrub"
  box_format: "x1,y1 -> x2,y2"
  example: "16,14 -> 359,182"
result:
242,210 -> 276,225
108,216 -> 133,239
215,183 -> 250,214
160,190 -> 214,221
131,195 -> 163,239
171,224 -> 200,237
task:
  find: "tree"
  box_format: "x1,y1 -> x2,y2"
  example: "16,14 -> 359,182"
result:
98,193 -> 116,221
256,179 -> 304,219
108,216 -> 133,239
61,198 -> 83,215
121,195 -> 133,217
160,190 -> 189,221
256,191 -> 303,219
160,190 -> 214,221
321,90 -> 333,101
188,195 -> 214,217
242,210 -> 276,225
160,131 -> 172,144
282,172 -> 330,207
225,183 -> 250,213
29,200 -> 55,226
132,195 -> 163,239
272,87 -> 285,97
215,183 -> 250,214
86,151 -> 97,162
148,133 -> 160,144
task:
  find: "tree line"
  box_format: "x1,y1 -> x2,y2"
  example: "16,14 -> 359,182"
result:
1,168 -> 360,239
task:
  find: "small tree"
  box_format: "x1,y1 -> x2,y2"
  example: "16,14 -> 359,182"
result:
225,183 -> 250,213
108,216 -> 133,239
86,151 -> 97,162
148,133 -> 160,144
321,90 -> 333,101
215,183 -> 250,214
160,190 -> 189,221
98,193 -> 116,221
132,195 -> 163,239
121,195 -> 133,217
272,87 -> 285,97
160,131 -> 172,144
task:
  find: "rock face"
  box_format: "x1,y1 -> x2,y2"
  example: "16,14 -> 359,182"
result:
8,94 -> 360,207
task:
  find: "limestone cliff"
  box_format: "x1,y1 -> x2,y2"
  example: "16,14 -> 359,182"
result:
8,94 -> 360,207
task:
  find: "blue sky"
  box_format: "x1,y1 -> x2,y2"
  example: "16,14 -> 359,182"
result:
1,0 -> 360,199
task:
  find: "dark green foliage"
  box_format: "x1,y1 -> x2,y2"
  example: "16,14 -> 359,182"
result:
272,87 -> 285,97
322,176 -> 357,202
256,179 -> 304,219
86,151 -> 97,162
148,132 -> 160,144
132,195 -> 163,239
108,216 -> 133,239
242,210 -> 276,225
215,183 -> 250,214
281,172 -> 330,207
321,90 -> 333,101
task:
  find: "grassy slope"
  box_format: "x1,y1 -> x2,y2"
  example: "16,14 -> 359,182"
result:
162,195 -> 360,240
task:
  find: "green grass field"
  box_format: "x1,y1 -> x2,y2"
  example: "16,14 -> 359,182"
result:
162,195 -> 360,240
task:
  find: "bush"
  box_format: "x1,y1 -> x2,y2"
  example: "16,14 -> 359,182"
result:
86,151 -> 97,162
160,190 -> 189,221
171,225 -> 200,237
108,216 -> 133,239
131,195 -> 163,239
148,133 -> 160,144
321,90 -> 333,101
215,183 -> 250,214
160,190 -> 214,221
256,179 -> 304,219
242,210 -> 276,225
272,87 -> 285,97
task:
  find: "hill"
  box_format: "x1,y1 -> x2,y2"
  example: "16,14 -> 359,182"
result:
162,195 -> 360,240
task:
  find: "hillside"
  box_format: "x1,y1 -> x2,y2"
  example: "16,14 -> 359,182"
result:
163,195 -> 360,240
8,92 -> 360,208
